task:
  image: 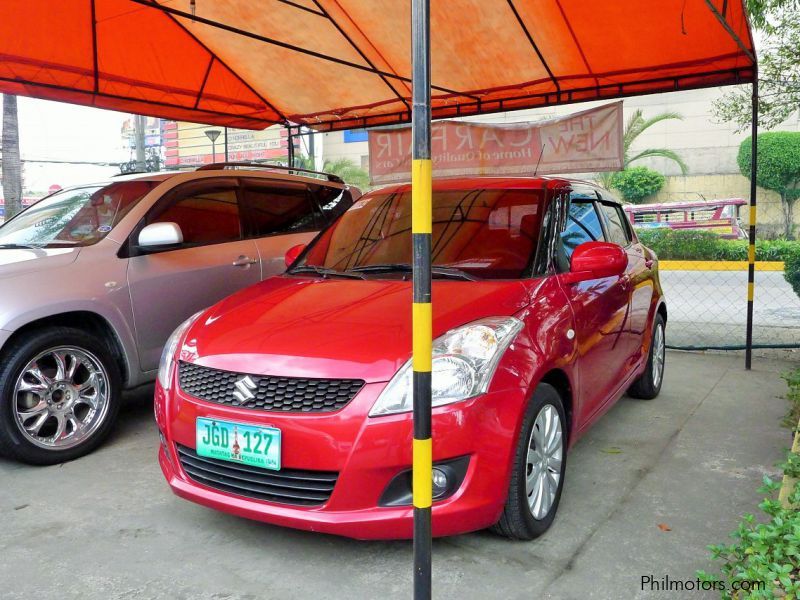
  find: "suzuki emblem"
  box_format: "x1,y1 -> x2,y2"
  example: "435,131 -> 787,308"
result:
232,376 -> 257,402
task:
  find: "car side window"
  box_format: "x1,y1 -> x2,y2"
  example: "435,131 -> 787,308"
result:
599,203 -> 631,247
560,200 -> 605,259
151,184 -> 241,246
240,180 -> 319,237
311,185 -> 352,226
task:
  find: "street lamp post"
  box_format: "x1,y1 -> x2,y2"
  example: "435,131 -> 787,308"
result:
205,129 -> 221,163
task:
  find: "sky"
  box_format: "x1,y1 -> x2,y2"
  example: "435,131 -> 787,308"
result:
1,96 -> 129,193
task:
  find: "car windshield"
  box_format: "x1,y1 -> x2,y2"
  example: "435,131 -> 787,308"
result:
297,187 -> 545,280
0,180 -> 157,248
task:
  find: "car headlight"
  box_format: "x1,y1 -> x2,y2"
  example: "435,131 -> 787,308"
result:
157,310 -> 205,390
369,316 -> 523,417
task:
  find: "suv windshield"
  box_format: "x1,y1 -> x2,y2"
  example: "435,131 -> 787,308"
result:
0,180 -> 157,248
296,187 -> 545,280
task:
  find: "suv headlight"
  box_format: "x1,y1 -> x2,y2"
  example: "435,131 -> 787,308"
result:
157,310 -> 205,390
369,316 -> 523,417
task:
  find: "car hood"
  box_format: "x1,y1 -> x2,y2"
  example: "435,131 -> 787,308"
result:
184,275 -> 533,383
0,247 -> 81,279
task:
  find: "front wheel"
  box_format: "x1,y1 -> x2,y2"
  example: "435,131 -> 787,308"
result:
0,327 -> 122,465
627,313 -> 666,400
492,383 -> 567,540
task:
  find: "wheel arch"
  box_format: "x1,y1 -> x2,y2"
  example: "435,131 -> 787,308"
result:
0,311 -> 130,385
538,368 -> 574,440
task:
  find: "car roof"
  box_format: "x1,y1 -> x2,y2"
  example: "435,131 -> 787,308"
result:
62,168 -> 348,192
369,176 -> 619,204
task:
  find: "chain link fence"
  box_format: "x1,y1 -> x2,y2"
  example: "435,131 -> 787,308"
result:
627,197 -> 800,360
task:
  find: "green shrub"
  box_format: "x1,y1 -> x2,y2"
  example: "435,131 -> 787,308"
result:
786,247 -> 800,298
609,167 -> 665,203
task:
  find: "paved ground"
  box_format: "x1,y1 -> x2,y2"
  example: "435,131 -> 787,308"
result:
661,270 -> 800,349
0,351 -> 794,599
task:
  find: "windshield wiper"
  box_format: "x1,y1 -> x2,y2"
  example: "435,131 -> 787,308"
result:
289,265 -> 366,280
350,263 -> 477,281
0,243 -> 46,250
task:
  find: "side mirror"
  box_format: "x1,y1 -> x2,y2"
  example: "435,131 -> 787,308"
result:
285,243 -> 306,267
138,222 -> 183,248
561,241 -> 627,284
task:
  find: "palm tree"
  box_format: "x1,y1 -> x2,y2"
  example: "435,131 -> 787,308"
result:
598,109 -> 688,189
1,94 -> 23,220
294,155 -> 370,190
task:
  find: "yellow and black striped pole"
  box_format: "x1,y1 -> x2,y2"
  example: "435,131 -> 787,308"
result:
411,0 -> 433,597
745,74 -> 758,370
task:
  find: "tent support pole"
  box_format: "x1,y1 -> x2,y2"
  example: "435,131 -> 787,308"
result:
287,125 -> 295,168
745,74 -> 758,370
411,0 -> 432,598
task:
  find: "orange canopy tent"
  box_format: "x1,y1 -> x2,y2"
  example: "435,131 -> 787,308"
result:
0,0 -> 754,131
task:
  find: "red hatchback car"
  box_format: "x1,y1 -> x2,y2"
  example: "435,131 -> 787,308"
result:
155,177 -> 667,540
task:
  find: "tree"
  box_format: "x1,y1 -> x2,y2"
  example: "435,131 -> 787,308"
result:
738,132 -> 800,238
1,94 -> 22,220
713,2 -> 800,131
294,155 -> 370,190
598,109 -> 688,189
609,166 -> 666,203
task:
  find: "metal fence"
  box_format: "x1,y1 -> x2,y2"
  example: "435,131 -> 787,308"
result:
631,197 -> 800,360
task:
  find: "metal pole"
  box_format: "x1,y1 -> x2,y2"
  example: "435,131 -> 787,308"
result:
224,127 -> 229,160
411,0 -> 432,598
745,74 -> 758,370
287,126 -> 295,168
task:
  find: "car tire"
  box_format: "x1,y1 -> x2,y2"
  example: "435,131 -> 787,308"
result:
492,383 -> 567,540
0,327 -> 122,465
627,313 -> 666,400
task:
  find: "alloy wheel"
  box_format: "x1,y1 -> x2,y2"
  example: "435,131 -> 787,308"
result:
525,404 -> 563,520
13,346 -> 111,450
652,323 -> 665,388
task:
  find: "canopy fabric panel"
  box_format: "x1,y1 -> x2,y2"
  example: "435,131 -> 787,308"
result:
0,0 -> 755,130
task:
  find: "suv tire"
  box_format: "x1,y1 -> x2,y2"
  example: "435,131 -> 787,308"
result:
0,327 -> 122,465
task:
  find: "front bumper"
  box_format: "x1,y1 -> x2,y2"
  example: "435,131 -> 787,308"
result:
156,379 -> 528,540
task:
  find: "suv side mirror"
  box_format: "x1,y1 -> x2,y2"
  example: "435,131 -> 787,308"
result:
285,243 -> 306,267
561,241 -> 627,284
138,222 -> 183,248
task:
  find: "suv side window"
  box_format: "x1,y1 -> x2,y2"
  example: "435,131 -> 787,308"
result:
311,185 -> 352,226
240,179 -> 318,237
150,182 -> 241,246
599,203 -> 631,247
560,200 -> 605,259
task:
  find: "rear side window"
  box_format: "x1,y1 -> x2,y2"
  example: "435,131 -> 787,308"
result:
312,185 -> 352,225
241,180 -> 318,236
152,186 -> 241,245
560,201 -> 604,258
599,203 -> 631,246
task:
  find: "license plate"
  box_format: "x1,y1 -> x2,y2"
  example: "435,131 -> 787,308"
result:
196,417 -> 281,471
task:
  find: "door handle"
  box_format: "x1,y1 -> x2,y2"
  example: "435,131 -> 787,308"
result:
620,274 -> 631,290
232,255 -> 258,267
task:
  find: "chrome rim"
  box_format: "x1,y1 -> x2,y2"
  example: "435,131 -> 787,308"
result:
525,404 -> 563,520
13,346 -> 110,450
652,324 -> 665,388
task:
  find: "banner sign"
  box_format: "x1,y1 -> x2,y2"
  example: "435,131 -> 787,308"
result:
368,101 -> 623,185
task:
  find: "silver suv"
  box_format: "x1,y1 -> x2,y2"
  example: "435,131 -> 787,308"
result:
0,164 -> 357,464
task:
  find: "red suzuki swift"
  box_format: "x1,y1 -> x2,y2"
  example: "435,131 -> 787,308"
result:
156,177 -> 666,540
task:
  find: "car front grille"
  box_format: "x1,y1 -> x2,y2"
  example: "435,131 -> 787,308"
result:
178,361 -> 365,413
176,445 -> 338,506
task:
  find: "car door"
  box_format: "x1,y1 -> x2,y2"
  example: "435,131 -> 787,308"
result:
556,190 -> 631,423
598,198 -> 653,366
240,178 -> 327,277
126,178 -> 261,372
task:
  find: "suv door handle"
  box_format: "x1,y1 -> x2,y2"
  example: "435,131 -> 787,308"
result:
232,255 -> 258,267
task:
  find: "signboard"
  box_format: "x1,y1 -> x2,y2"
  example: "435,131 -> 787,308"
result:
368,101 -> 623,185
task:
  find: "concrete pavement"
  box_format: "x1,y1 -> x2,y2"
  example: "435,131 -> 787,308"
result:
0,351 -> 794,599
